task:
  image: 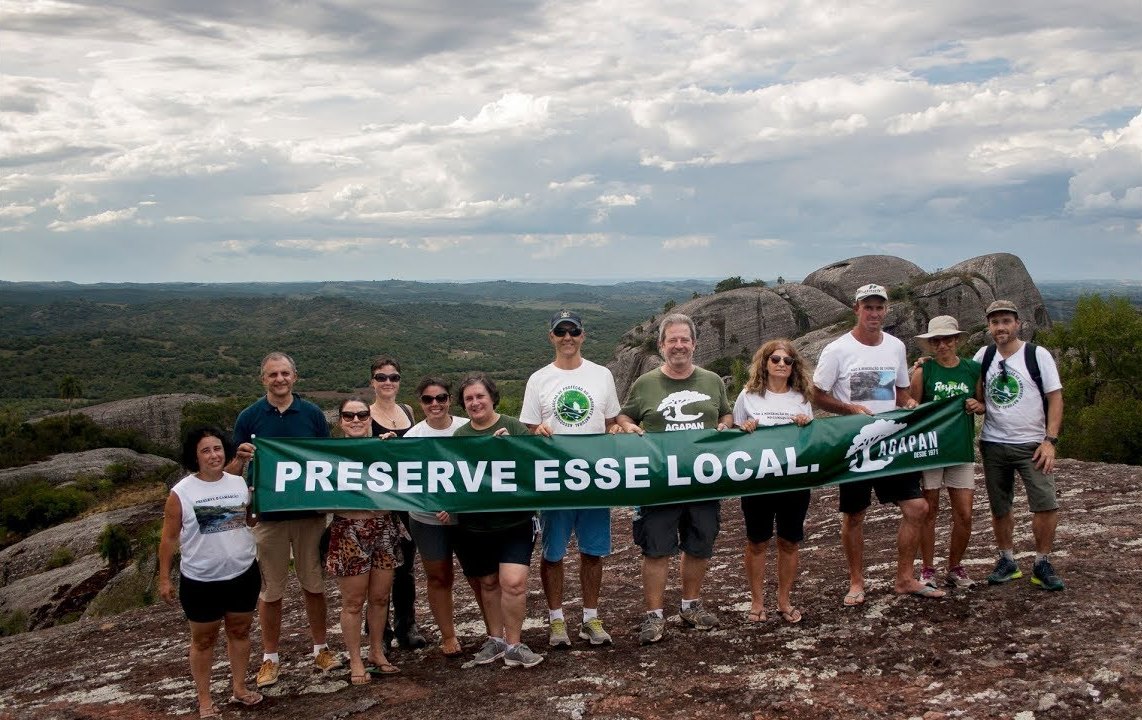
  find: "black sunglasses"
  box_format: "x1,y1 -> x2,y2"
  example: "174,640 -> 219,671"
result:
552,327 -> 582,337
420,393 -> 449,404
768,355 -> 795,366
340,410 -> 371,421
372,372 -> 401,383
998,359 -> 1007,381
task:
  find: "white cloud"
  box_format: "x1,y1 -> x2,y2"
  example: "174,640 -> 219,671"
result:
662,235 -> 711,250
47,207 -> 138,231
749,238 -> 788,248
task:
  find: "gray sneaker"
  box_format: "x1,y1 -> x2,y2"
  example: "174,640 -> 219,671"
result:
502,643 -> 544,668
679,600 -> 719,630
548,618 -> 571,648
639,613 -> 666,645
472,637 -> 508,665
578,617 -> 613,645
987,556 -> 1023,585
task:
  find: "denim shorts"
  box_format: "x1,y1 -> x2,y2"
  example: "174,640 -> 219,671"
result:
540,508 -> 612,562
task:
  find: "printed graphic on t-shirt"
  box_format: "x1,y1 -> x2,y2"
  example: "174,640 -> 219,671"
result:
553,385 -> 593,428
657,390 -> 711,421
987,372 -> 1023,407
849,370 -> 896,401
932,380 -> 972,400
193,502 -> 246,534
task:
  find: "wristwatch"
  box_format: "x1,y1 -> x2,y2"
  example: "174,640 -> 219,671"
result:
1045,435 -> 1059,445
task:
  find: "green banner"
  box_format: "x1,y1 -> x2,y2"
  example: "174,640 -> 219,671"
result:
250,398 -> 974,514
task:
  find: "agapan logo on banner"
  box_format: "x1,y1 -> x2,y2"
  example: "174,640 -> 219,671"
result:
845,418 -> 941,473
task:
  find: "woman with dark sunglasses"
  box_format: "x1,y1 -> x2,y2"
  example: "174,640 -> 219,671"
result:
402,377 -> 485,658
325,397 -> 406,684
367,356 -> 425,650
732,339 -> 815,625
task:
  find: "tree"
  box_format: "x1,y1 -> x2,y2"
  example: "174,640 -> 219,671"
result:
98,524 -> 133,572
776,276 -> 785,285
663,299 -> 676,313
1042,294 -> 1142,464
58,375 -> 83,435
714,276 -> 766,293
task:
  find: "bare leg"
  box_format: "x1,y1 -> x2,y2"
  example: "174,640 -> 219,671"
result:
499,563 -> 530,645
921,488 -> 940,568
641,555 -> 670,611
188,619 -> 222,716
337,574 -> 369,677
540,558 -> 564,611
775,538 -> 799,614
840,510 -> 865,595
743,540 -> 768,617
422,558 -> 459,653
366,568 -> 394,667
477,573 -> 503,637
223,612 -> 255,699
1031,509 -> 1058,555
991,511 -> 1015,551
258,598 -> 282,654
302,589 -> 328,646
580,553 -> 603,610
896,497 -> 942,595
947,488 -> 974,567
679,553 -> 709,599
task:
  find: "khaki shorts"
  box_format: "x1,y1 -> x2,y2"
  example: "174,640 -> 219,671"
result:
980,441 -> 1057,516
253,516 -> 328,601
921,463 -> 976,491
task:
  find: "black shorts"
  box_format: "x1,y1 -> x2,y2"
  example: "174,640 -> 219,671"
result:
838,472 -> 924,515
454,521 -> 535,578
633,500 -> 720,559
179,561 -> 260,623
741,489 -> 812,544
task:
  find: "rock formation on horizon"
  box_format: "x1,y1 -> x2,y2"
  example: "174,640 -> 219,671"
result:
607,252 -> 1050,399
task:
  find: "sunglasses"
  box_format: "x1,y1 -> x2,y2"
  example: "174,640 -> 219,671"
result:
768,355 -> 795,366
340,410 -> 371,421
552,327 -> 583,337
998,359 -> 1008,381
930,336 -> 957,345
420,393 -> 450,405
372,372 -> 401,383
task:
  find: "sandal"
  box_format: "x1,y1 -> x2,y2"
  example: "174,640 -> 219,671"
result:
366,662 -> 400,676
199,704 -> 222,719
746,609 -> 766,623
350,673 -> 372,685
843,590 -> 865,607
777,607 -> 802,624
228,691 -> 263,707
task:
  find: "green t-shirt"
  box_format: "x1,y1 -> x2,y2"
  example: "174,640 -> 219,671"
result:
921,358 -> 981,402
453,414 -> 534,532
621,366 -> 733,432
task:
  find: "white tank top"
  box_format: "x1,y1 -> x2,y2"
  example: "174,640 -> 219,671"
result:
171,472 -> 256,582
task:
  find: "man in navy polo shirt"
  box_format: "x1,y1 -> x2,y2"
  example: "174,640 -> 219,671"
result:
228,352 -> 339,687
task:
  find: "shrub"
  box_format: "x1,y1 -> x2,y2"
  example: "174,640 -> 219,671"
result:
0,609 -> 28,637
45,546 -> 75,570
97,523 -> 133,571
0,482 -> 93,535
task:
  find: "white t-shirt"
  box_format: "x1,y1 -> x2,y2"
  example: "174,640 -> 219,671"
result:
813,331 -> 910,415
973,343 -> 1062,444
733,388 -> 812,427
520,359 -> 621,435
404,416 -> 470,525
171,472 -> 255,582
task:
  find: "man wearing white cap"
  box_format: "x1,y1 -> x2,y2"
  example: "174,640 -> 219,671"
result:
813,284 -> 945,605
973,300 -> 1065,591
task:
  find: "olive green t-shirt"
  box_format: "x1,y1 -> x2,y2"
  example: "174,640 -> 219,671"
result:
621,366 -> 732,432
453,414 -> 534,531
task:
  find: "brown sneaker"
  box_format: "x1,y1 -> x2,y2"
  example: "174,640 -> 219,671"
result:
255,659 -> 279,688
314,648 -> 343,672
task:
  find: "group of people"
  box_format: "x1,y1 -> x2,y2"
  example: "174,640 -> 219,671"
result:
157,286 -> 1065,717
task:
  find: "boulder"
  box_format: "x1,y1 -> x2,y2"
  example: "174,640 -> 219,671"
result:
83,553 -> 159,619
802,255 -> 926,305
0,554 -> 110,630
47,393 -> 213,450
0,503 -> 163,584
0,448 -> 179,491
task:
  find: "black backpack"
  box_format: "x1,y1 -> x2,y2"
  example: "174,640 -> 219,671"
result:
979,342 -> 1047,415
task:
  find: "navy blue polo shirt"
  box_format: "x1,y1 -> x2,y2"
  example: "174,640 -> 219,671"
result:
234,393 -> 330,521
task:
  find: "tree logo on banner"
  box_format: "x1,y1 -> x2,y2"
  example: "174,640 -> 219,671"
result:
845,419 -> 907,472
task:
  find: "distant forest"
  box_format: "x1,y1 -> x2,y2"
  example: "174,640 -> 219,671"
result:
1,278 -> 1137,417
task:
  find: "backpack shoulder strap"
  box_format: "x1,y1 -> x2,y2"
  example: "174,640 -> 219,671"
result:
980,344 -> 998,385
1024,342 -> 1048,414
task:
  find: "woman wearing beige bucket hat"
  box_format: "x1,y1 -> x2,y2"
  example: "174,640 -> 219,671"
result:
909,316 -> 986,589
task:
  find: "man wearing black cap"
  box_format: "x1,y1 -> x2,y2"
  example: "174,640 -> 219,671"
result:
521,310 -> 621,648
972,300 -> 1065,590
813,284 -> 945,606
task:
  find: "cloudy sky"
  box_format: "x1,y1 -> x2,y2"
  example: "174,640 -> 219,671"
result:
2,1 -> 1140,284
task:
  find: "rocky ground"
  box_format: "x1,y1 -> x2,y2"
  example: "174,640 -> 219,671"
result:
1,457 -> 1139,720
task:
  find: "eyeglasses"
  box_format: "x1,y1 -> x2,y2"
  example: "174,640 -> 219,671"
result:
930,336 -> 957,345
552,327 -> 582,337
340,410 -> 371,421
372,373 -> 401,383
768,355 -> 795,366
420,393 -> 449,404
